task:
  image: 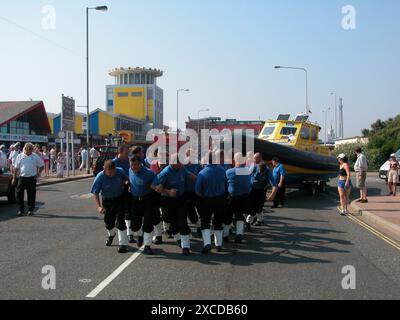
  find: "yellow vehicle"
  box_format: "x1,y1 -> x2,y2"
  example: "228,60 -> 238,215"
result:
255,114 -> 338,194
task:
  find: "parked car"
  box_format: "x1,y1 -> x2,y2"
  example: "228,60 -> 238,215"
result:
0,170 -> 16,204
379,149 -> 400,183
92,145 -> 118,177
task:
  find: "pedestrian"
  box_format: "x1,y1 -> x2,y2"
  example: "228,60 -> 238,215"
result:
0,145 -> 7,172
246,153 -> 277,230
152,153 -> 197,256
50,147 -> 56,173
337,153 -> 352,216
183,149 -> 201,228
387,153 -> 399,197
56,152 -> 65,178
89,146 -> 99,168
9,143 -> 21,172
113,145 -> 136,244
129,156 -> 159,255
12,143 -> 44,217
80,146 -> 88,171
42,146 -> 50,177
225,152 -> 252,244
195,151 -> 227,253
271,157 -> 286,209
90,160 -> 129,254
354,147 -> 368,203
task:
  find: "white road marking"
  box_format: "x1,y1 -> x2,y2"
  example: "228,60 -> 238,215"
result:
86,250 -> 143,298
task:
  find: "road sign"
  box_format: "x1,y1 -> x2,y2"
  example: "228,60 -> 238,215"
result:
61,95 -> 75,132
58,131 -> 66,139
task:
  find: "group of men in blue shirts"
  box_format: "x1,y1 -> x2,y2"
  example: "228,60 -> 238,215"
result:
91,144 -> 287,256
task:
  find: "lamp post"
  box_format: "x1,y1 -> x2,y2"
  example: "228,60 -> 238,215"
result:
274,66 -> 310,115
176,89 -> 190,135
86,5 -> 108,174
330,92 -> 337,139
323,107 -> 331,145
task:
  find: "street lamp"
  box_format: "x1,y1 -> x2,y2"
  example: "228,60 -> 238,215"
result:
176,89 -> 190,134
197,108 -> 210,135
274,66 -> 310,115
86,5 -> 108,174
323,107 -> 331,145
330,92 -> 338,139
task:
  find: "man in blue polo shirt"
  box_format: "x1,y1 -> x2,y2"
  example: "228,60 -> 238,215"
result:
129,156 -> 158,255
113,145 -> 136,244
152,153 -> 196,256
91,160 -> 129,254
195,151 -> 227,254
225,152 -> 252,244
271,157 -> 286,208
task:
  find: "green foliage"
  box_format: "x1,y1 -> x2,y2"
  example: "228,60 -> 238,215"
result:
336,115 -> 400,170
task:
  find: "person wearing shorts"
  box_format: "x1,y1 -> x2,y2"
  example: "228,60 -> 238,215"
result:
387,154 -> 399,197
354,147 -> 368,203
337,154 -> 352,216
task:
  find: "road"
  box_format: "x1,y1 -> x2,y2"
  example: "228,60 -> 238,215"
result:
0,176 -> 399,300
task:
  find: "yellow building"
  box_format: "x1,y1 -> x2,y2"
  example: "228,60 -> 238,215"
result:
106,67 -> 164,129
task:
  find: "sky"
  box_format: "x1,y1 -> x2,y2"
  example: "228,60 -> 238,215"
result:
0,0 -> 399,137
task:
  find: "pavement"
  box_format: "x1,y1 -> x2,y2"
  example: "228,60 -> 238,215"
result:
0,177 -> 399,300
36,171 -> 93,186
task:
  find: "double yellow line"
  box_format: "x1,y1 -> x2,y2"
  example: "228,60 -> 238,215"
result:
346,214 -> 400,252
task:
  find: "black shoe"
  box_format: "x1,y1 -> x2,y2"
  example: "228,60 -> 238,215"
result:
387,193 -> 393,196
143,246 -> 154,255
182,248 -> 191,256
234,234 -> 243,244
106,234 -> 116,247
197,227 -> 202,238
202,244 -> 212,255
245,222 -> 251,232
177,239 -> 182,248
216,246 -> 223,252
223,236 -> 230,243
137,236 -> 144,248
153,236 -> 163,245
118,245 -> 128,254
128,235 -> 136,244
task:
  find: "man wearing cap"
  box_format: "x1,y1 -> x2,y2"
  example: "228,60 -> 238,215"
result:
195,151 -> 227,253
152,153 -> 196,256
354,147 -> 368,203
129,155 -> 158,255
9,143 -> 21,172
12,143 -> 44,217
387,153 -> 399,197
271,157 -> 286,209
91,160 -> 129,254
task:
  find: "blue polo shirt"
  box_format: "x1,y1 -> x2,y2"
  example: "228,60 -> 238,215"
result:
129,166 -> 156,199
153,165 -> 190,198
185,163 -> 201,193
113,157 -> 130,176
272,163 -> 286,185
195,165 -> 226,198
226,167 -> 252,197
91,168 -> 127,200
251,165 -> 276,189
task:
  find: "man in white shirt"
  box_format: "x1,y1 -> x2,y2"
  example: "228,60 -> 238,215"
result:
80,147 -> 88,171
354,147 -> 368,203
9,143 -> 21,171
13,143 -> 45,217
0,145 -> 7,172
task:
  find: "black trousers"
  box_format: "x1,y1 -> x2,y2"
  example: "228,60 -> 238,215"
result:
17,177 -> 37,212
273,184 -> 286,207
102,197 -> 126,231
184,192 -> 199,224
161,196 -> 190,236
198,196 -> 225,231
122,184 -> 131,220
224,194 -> 250,225
130,194 -> 157,234
250,188 -> 267,215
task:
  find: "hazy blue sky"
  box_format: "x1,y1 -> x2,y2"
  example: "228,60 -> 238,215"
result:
1,0 -> 399,137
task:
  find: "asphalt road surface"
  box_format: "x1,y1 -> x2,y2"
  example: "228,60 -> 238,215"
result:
0,176 -> 399,300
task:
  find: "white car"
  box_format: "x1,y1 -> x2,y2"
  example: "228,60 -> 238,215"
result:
379,149 -> 400,182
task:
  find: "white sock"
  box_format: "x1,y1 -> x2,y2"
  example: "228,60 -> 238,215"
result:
118,229 -> 128,246
144,232 -> 153,247
246,215 -> 254,224
163,222 -> 170,233
108,228 -> 116,237
256,213 -> 264,222
202,229 -> 212,247
154,223 -> 163,237
214,230 -> 223,247
181,235 -> 190,249
174,233 -> 181,242
236,221 -> 244,236
125,220 -> 133,236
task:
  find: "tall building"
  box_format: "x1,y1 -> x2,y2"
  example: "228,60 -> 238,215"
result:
106,67 -> 164,129
338,98 -> 344,138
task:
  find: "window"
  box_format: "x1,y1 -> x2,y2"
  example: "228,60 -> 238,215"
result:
261,126 -> 276,136
118,92 -> 129,97
280,127 -> 297,136
0,125 -> 7,133
311,129 -> 318,141
300,127 -> 310,140
132,92 -> 142,97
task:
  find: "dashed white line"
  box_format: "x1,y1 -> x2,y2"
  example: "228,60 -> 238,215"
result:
86,250 -> 143,298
